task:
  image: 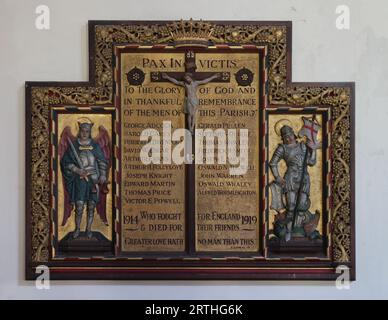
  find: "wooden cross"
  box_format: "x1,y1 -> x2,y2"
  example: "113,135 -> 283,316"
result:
150,50 -> 231,253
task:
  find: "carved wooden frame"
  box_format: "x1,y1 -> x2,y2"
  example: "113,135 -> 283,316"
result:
25,20 -> 355,280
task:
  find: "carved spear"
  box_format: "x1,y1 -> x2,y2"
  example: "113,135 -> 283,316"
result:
291,114 -> 318,231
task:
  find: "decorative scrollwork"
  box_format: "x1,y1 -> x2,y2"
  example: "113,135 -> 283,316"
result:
287,86 -> 351,261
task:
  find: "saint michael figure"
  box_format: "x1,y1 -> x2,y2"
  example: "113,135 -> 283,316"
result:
59,117 -> 111,239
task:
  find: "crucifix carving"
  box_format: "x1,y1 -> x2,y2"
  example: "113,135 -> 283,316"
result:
151,50 -> 231,253
151,50 -> 230,134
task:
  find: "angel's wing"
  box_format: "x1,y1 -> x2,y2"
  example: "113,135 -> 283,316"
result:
95,125 -> 111,167
59,126 -> 75,226
59,126 -> 74,160
95,125 -> 112,225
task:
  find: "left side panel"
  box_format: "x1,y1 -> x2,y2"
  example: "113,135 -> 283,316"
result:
51,107 -> 116,258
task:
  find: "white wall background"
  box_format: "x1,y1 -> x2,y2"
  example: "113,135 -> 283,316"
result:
0,0 -> 386,299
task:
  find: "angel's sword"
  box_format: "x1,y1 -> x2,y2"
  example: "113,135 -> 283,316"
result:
67,137 -> 88,181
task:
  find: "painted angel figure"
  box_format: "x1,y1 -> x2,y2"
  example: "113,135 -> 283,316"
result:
59,117 -> 111,239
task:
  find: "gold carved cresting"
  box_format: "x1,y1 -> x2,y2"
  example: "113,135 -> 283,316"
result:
166,19 -> 214,47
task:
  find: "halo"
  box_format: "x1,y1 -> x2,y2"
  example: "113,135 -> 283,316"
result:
274,119 -> 293,136
77,117 -> 93,125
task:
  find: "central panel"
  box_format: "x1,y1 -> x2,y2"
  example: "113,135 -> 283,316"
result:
117,45 -> 263,255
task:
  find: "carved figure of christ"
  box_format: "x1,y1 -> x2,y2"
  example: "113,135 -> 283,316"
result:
161,72 -> 220,133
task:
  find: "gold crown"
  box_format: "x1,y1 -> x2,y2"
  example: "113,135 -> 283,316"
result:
167,19 -> 215,47
77,117 -> 94,128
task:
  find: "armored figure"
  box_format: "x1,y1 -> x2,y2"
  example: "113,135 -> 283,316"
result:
60,118 -> 111,239
269,124 -> 321,241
